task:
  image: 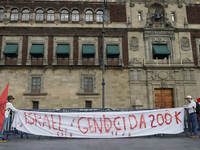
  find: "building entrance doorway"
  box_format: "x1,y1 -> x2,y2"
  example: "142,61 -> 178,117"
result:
154,89 -> 174,108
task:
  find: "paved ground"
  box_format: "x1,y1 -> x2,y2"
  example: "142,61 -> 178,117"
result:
1,132 -> 200,150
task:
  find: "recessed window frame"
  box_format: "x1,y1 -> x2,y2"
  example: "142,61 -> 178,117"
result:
61,9 -> 69,22
36,9 -> 44,21
72,10 -> 79,22
79,74 -> 97,94
24,74 -> 46,95
96,10 -> 103,22
0,8 -> 4,21
104,38 -> 123,66
31,77 -> 41,93
10,9 -> 19,21
138,11 -> 142,21
86,10 -> 93,22
171,11 -> 176,22
152,44 -> 171,60
84,77 -> 93,92
47,9 -> 55,22
85,101 -> 92,108
22,9 -> 29,21
32,101 -> 39,109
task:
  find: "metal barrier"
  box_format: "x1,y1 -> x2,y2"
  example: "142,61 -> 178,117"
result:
60,108 -> 112,112
3,108 -> 195,140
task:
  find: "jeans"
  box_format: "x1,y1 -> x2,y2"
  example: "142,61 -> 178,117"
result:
0,117 -> 8,140
198,114 -> 200,130
187,111 -> 192,131
190,113 -> 198,136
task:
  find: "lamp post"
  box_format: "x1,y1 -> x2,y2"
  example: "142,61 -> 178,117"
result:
102,0 -> 109,111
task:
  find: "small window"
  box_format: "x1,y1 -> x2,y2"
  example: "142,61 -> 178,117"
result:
72,10 -> 79,22
96,10 -> 103,22
31,77 -> 41,93
11,9 -> 18,21
138,11 -> 142,21
172,12 -> 175,22
47,9 -> 54,21
61,9 -> 68,21
84,77 -> 93,92
86,10 -> 93,22
36,9 -> 44,21
85,101 -> 92,108
0,8 -> 4,20
32,101 -> 39,109
22,9 -> 29,21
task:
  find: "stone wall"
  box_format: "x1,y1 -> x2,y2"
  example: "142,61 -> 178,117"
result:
0,68 -> 130,109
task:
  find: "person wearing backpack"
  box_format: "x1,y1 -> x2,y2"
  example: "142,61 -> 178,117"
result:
184,95 -> 198,138
0,95 -> 18,142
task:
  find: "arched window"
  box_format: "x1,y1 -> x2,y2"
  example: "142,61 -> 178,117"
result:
0,8 -> 4,20
47,9 -> 54,21
61,9 -> 68,21
72,10 -> 79,21
96,10 -> 103,22
36,9 -> 44,21
11,9 -> 18,21
22,9 -> 29,21
86,10 -> 93,22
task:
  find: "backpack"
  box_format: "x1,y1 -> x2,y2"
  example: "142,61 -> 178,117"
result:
195,101 -> 200,114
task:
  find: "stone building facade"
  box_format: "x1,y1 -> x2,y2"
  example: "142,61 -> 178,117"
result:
0,0 -> 199,110
127,0 -> 200,109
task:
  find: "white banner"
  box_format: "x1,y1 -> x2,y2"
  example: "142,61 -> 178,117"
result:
12,108 -> 184,138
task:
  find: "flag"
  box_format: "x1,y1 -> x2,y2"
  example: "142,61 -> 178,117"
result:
0,83 -> 9,132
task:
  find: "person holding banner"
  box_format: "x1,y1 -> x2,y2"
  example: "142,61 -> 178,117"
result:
0,95 -> 18,142
184,95 -> 198,138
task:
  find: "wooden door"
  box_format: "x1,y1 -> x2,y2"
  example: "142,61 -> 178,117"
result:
154,89 -> 174,109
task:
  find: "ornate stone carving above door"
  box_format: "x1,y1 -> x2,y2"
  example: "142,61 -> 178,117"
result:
181,37 -> 190,51
158,71 -> 169,80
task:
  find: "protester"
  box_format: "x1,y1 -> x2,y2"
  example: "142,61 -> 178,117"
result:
0,95 -> 18,142
184,95 -> 198,138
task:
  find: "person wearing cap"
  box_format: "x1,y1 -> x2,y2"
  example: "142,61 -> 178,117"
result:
184,95 -> 198,138
0,95 -> 18,142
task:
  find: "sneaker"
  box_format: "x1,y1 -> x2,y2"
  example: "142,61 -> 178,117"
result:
0,139 -> 8,142
190,136 -> 199,138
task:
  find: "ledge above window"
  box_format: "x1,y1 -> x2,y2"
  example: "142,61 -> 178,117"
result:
76,92 -> 100,95
23,92 -> 48,96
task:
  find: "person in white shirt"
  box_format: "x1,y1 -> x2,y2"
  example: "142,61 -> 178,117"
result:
0,95 -> 18,142
184,95 -> 198,138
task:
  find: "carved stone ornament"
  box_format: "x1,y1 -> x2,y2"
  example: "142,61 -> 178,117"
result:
144,31 -> 174,36
161,80 -> 167,88
182,58 -> 192,63
130,37 -> 139,51
178,0 -> 182,8
181,37 -> 190,51
158,71 -> 168,80
151,72 -> 157,80
130,0 -> 135,7
129,58 -> 141,65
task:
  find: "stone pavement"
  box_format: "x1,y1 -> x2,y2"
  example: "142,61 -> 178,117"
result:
0,133 -> 200,150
